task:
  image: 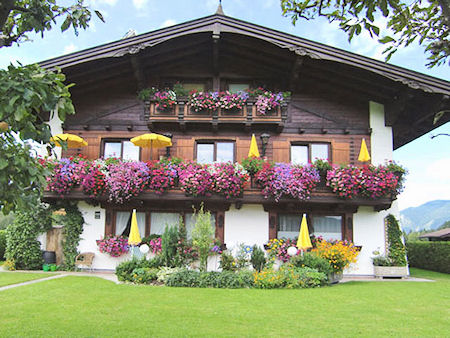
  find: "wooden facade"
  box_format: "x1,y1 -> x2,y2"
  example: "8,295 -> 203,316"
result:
42,12 -> 450,245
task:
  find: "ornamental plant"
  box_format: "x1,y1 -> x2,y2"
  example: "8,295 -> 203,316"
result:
217,91 -> 248,110
207,162 -> 248,199
265,238 -> 299,263
145,160 -> 178,194
312,239 -> 359,273
148,237 -> 162,254
153,89 -> 176,110
188,91 -> 219,112
241,156 -> 266,176
256,162 -> 320,201
178,162 -> 213,197
96,235 -> 129,257
81,164 -> 106,198
45,156 -> 89,195
247,88 -> 291,115
105,161 -> 150,203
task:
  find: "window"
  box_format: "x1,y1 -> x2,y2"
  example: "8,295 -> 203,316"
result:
291,143 -> 329,165
196,141 -> 234,164
150,212 -> 180,235
115,211 -> 146,237
228,83 -> 249,93
277,214 -> 342,241
183,83 -> 205,92
103,140 -> 140,161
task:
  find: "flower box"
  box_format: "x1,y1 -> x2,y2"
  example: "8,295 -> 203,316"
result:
374,266 -> 408,278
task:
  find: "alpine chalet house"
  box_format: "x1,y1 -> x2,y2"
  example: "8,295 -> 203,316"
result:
41,8 -> 450,274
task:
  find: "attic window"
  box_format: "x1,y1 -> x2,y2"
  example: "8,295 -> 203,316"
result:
228,83 -> 249,93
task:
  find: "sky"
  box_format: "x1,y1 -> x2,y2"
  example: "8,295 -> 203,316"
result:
1,0 -> 449,211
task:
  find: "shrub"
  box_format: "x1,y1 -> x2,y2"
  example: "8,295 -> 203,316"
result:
60,204 -> 84,270
167,270 -> 254,288
131,268 -> 159,284
0,229 -> 6,260
312,239 -> 359,273
253,266 -> 327,289
386,214 -> 407,266
5,205 -> 52,270
406,241 -> 450,274
166,269 -> 201,287
157,266 -> 182,283
290,252 -> 333,276
115,257 -> 163,282
219,251 -> 236,271
250,245 -> 266,272
161,224 -> 180,267
191,205 -> 214,272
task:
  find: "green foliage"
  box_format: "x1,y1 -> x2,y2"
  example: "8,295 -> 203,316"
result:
173,83 -> 189,97
0,230 -> 6,260
0,0 -> 103,48
406,241 -> 450,273
372,255 -> 393,267
115,256 -> 164,282
386,214 -> 407,266
161,224 -> 180,267
5,204 -> 52,270
0,212 -> 15,230
241,157 -> 265,176
131,268 -> 159,284
137,87 -> 157,101
290,252 -> 333,276
60,204 -> 84,271
250,245 -> 266,272
280,0 -> 450,68
191,205 -> 214,272
166,270 -> 254,288
219,251 -> 236,271
253,265 -> 327,289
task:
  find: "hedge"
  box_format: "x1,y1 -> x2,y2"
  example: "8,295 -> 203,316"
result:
406,241 -> 450,274
0,229 -> 6,260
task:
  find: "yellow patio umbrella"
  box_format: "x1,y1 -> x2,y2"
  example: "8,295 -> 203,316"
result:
50,133 -> 88,148
297,214 -> 312,252
358,138 -> 371,162
130,133 -> 172,159
128,209 -> 142,246
248,134 -> 260,158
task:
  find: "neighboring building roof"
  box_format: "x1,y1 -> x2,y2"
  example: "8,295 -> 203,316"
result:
419,228 -> 450,239
40,13 -> 450,96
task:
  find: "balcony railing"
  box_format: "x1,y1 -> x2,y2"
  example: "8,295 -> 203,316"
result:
144,97 -> 289,130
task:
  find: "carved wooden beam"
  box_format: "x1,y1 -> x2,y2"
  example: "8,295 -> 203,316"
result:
289,56 -> 304,91
130,55 -> 146,90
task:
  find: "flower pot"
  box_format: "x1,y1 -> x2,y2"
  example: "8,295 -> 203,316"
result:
328,272 -> 343,284
42,264 -> 50,272
374,266 -> 408,278
50,264 -> 57,272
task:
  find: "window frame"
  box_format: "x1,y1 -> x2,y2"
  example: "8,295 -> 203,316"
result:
101,139 -> 141,161
195,140 -> 236,163
290,142 -> 331,165
276,212 -> 344,241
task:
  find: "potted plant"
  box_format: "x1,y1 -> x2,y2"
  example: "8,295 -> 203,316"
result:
372,214 -> 408,278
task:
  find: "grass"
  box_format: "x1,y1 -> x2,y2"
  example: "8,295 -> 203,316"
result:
0,269 -> 448,337
0,272 -> 57,287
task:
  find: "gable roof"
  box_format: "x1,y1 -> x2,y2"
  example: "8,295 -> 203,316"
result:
419,228 -> 450,239
40,13 -> 450,96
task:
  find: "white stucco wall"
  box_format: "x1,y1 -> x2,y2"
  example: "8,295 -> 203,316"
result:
224,204 -> 269,250
369,101 -> 393,165
77,202 -> 132,270
46,110 -> 64,159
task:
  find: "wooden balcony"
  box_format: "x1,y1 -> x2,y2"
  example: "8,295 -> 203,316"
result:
144,97 -> 289,131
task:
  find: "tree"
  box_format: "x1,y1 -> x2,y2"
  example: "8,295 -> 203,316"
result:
281,0 -> 450,68
191,205 -> 214,272
0,1 -> 103,214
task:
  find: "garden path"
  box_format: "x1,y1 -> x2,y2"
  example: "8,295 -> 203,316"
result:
0,271 -> 119,292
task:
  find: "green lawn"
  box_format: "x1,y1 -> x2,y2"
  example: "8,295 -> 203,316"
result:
0,269 -> 448,337
0,272 -> 57,287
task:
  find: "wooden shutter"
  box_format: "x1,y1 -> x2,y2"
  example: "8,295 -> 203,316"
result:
332,141 -> 350,165
236,138 -> 251,162
272,140 -> 290,163
175,138 -> 194,161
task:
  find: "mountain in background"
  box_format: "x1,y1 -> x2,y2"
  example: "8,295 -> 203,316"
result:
400,200 -> 450,232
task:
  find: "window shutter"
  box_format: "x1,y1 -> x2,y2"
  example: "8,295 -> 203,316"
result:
176,138 -> 195,161
332,141 -> 350,165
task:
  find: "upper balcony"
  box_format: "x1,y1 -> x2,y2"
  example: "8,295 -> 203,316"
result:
143,93 -> 289,132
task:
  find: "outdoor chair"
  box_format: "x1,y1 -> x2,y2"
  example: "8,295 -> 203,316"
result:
75,252 -> 95,271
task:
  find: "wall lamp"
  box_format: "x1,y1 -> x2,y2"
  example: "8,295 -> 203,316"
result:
260,133 -> 271,157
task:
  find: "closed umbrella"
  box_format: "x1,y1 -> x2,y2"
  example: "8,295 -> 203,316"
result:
248,134 -> 260,158
128,209 -> 142,258
297,214 -> 312,253
131,133 -> 172,159
50,133 -> 88,148
358,138 -> 371,162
